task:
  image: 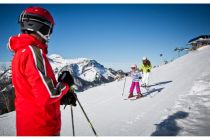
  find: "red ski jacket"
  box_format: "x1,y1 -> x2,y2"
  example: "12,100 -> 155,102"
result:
8,34 -> 70,136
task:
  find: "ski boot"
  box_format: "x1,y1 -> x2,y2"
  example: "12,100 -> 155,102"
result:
136,93 -> 143,99
128,93 -> 134,98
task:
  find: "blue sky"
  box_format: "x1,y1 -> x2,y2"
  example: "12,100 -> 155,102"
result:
0,4 -> 210,71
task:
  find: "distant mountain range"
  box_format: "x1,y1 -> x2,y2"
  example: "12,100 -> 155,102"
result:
48,54 -> 125,91
0,54 -> 125,92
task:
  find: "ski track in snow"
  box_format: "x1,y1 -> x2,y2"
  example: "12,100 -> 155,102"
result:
1,46 -> 210,136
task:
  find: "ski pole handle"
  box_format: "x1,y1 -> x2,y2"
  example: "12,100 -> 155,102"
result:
55,72 -> 67,92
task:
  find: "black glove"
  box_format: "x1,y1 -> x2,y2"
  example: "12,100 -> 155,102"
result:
125,73 -> 129,76
58,71 -> 74,86
147,69 -> 150,72
60,90 -> 77,107
139,76 -> 142,79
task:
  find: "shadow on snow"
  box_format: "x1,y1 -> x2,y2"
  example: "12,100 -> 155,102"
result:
151,111 -> 189,136
143,87 -> 164,97
148,80 -> 173,88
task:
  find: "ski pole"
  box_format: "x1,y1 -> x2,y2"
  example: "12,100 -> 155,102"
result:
57,72 -> 98,136
70,105 -> 75,136
122,77 -> 127,96
73,92 -> 98,136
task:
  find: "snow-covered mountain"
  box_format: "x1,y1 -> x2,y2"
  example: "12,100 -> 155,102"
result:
48,54 -> 125,91
0,63 -> 11,80
0,69 -> 11,81
0,64 -> 13,115
0,65 -> 12,92
0,64 -> 7,75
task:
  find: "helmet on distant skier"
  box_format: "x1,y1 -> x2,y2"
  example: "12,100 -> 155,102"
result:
142,57 -> 147,61
131,64 -> 137,69
18,6 -> 55,42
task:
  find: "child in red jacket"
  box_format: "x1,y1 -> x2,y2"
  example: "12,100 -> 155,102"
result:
8,7 -> 76,136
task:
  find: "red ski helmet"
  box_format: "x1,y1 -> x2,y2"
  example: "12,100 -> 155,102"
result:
18,6 -> 55,42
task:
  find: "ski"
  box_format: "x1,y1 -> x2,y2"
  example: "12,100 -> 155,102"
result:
123,95 -> 144,100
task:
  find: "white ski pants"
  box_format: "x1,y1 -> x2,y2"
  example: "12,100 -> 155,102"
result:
142,72 -> 150,86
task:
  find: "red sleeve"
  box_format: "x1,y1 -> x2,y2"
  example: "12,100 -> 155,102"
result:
24,45 -> 69,106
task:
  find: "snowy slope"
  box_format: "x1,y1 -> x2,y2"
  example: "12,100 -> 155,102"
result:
1,46 -> 210,136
